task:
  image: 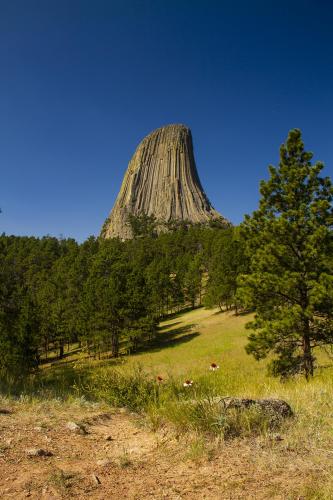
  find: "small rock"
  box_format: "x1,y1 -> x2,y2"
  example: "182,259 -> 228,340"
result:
26,448 -> 53,457
5,438 -> 13,445
273,433 -> 284,441
119,408 -> 127,414
0,408 -> 12,415
91,473 -> 101,485
66,421 -> 80,432
96,458 -> 112,467
88,412 -> 112,423
66,421 -> 88,435
34,426 -> 43,432
105,435 -> 113,441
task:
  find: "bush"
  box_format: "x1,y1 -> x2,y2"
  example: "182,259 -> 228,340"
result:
157,397 -> 274,438
77,365 -> 161,411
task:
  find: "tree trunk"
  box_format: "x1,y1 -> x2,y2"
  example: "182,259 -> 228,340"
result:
303,320 -> 313,380
111,330 -> 119,358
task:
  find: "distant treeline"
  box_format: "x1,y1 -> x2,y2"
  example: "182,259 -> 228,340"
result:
0,223 -> 246,377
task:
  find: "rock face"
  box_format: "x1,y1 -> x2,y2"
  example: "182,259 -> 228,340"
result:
102,124 -> 228,239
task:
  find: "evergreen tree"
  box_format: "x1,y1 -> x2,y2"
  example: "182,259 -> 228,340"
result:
0,217 -> 234,374
239,129 -> 333,379
127,213 -> 158,239
205,229 -> 247,312
184,253 -> 203,308
0,253 -> 39,377
82,240 -> 129,357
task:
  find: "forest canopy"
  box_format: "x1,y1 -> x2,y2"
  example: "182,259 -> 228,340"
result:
1,130 -> 332,382
0,224 -> 243,379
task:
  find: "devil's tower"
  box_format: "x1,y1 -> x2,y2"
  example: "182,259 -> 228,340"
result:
102,124 -> 228,239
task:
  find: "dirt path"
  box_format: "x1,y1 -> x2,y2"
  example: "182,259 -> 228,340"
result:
0,401 -> 324,499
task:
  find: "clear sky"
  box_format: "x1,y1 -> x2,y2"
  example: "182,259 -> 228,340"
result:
1,0 -> 332,241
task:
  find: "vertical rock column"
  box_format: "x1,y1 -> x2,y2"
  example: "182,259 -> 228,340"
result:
102,124 -> 227,239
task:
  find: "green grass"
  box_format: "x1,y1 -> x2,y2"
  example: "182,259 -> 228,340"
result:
54,307 -> 332,442
130,307 -> 256,379
2,306 -> 333,497
69,307 -> 333,496
7,306 -> 333,432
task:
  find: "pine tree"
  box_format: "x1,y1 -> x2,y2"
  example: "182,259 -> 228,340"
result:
184,254 -> 202,308
239,129 -> 333,379
82,240 -> 129,358
205,229 -> 247,312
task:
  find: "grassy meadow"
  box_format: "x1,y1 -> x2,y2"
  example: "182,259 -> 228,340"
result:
79,307 -> 333,496
18,306 -> 333,435
2,306 -> 333,497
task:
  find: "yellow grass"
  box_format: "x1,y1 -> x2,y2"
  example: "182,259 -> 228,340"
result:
131,307 -> 333,497
3,306 -> 333,497
75,306 -> 333,450
73,306 -> 333,497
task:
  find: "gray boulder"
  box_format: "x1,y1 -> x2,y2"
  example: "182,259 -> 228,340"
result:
217,397 -> 293,424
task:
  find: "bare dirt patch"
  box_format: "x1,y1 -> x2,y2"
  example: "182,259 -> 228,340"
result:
0,400 -> 329,499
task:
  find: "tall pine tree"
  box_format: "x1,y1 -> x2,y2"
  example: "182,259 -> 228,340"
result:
239,129 -> 333,379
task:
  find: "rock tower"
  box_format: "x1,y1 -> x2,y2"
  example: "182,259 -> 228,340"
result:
102,124 -> 228,239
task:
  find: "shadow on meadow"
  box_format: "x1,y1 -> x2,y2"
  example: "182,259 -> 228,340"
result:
0,309 -> 202,399
39,346 -> 82,365
212,309 -> 224,315
133,323 -> 200,356
159,320 -> 182,331
78,321 -> 201,364
161,305 -> 203,322
0,362 -> 88,399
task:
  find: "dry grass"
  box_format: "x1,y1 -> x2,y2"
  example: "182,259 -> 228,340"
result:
2,307 -> 333,498
82,307 -> 333,497
1,396 -> 332,499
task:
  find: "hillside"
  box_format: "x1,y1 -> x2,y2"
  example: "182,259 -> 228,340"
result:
1,307 -> 333,499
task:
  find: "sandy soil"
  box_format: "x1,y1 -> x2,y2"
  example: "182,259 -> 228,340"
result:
0,402 -> 323,499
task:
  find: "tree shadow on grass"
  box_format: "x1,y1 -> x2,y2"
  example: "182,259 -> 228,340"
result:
212,309 -> 225,315
161,305 -> 203,322
159,321 -> 182,331
133,323 -> 200,356
0,362 -> 89,399
32,322 -> 201,387
39,347 -> 82,366
235,309 -> 252,317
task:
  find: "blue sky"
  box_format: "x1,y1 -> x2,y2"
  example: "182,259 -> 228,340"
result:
1,0 -> 332,241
